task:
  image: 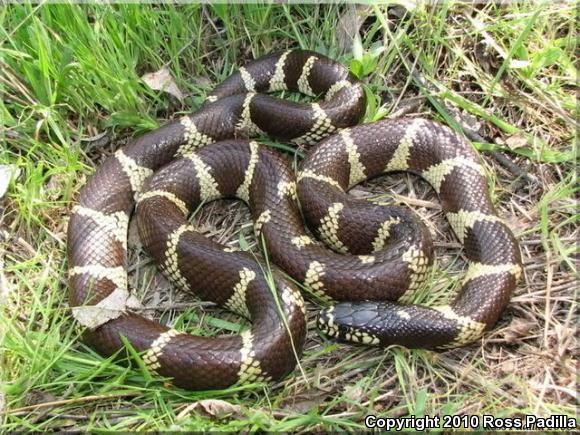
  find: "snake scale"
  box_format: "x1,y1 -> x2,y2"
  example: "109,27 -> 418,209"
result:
67,49 -> 522,390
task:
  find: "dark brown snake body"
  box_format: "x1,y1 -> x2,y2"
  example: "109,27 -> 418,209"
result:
67,50 -> 522,390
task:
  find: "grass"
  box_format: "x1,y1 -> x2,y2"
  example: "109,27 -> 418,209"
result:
1,1 -> 578,431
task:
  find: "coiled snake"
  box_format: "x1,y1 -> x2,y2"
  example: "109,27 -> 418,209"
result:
67,50 -> 522,390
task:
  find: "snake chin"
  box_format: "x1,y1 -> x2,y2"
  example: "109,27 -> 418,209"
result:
317,309 -> 339,338
318,305 -> 382,346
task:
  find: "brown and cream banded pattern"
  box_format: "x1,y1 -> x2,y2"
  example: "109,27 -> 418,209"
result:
308,119 -> 522,348
67,50 -> 364,390
67,49 -> 522,391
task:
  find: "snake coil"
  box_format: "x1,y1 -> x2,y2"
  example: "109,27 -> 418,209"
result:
67,50 -> 521,390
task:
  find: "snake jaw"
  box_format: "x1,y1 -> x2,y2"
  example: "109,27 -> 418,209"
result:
317,307 -> 339,338
318,305 -> 382,346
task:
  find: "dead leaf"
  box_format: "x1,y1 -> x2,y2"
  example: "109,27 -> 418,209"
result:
45,173 -> 67,201
337,5 -> 370,53
177,399 -> 242,420
192,75 -> 212,88
72,288 -> 143,329
25,389 -> 57,407
0,165 -> 20,199
343,384 -> 364,402
509,59 -> 531,69
499,359 -> 517,374
503,319 -> 534,344
505,134 -> 529,149
141,67 -> 184,101
280,389 -> 329,413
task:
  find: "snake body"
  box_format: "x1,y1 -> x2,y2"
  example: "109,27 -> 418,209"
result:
67,49 -> 522,390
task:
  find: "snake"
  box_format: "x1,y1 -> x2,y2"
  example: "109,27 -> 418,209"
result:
67,49 -> 522,391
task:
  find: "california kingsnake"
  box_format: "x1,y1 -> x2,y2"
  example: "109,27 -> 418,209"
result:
67,49 -> 522,390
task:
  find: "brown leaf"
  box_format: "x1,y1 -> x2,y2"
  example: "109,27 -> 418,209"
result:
280,392 -> 327,414
141,67 -> 184,101
343,384 -> 364,402
191,75 -> 212,88
71,289 -> 143,329
25,389 -> 57,407
336,5 -> 370,53
503,319 -> 534,344
177,399 -> 242,420
505,134 -> 529,150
